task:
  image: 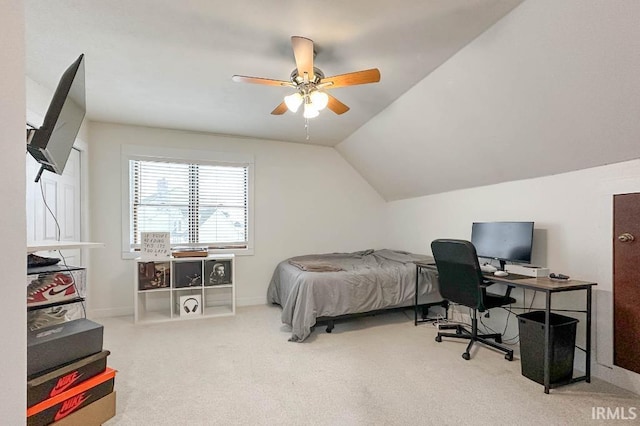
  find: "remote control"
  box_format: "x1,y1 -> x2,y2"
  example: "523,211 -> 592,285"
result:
549,273 -> 570,280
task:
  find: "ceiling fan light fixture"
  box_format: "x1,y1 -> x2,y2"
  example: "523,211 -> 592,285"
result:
309,90 -> 328,111
284,92 -> 303,113
303,102 -> 319,119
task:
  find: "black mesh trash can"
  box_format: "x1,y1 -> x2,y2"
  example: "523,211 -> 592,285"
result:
517,311 -> 578,385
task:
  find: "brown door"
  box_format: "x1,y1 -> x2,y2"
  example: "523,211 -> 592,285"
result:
613,193 -> 640,374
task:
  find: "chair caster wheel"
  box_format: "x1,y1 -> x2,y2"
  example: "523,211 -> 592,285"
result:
326,328 -> 332,333
462,352 -> 470,360
505,353 -> 513,361
435,335 -> 442,342
455,327 -> 462,335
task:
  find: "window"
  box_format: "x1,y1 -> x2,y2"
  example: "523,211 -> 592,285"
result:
122,145 -> 253,256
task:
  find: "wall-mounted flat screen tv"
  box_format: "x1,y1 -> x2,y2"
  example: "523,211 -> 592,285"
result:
27,54 -> 85,181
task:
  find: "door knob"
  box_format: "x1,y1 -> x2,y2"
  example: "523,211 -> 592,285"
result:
618,233 -> 635,242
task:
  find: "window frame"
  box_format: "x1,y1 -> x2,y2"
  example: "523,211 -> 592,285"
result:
121,144 -> 254,259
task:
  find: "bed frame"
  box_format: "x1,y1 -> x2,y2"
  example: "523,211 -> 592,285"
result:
313,300 -> 450,334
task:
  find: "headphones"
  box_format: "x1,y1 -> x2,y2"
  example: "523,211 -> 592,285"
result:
182,297 -> 199,313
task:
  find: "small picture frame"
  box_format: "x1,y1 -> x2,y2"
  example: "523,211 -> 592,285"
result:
204,259 -> 232,286
140,232 -> 171,260
173,261 -> 203,288
138,261 -> 170,290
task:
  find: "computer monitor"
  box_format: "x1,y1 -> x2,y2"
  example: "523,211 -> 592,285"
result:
471,221 -> 534,270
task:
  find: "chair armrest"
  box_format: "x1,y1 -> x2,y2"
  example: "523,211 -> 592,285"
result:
482,281 -> 515,298
504,285 -> 514,298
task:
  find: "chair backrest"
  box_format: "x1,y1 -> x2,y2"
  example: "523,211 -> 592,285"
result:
431,239 -> 485,310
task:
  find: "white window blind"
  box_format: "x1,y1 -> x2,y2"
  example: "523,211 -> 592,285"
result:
129,159 -> 248,249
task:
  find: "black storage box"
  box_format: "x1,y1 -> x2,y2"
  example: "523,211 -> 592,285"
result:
517,311 -> 578,385
27,368 -> 115,426
27,318 -> 103,377
27,350 -> 110,408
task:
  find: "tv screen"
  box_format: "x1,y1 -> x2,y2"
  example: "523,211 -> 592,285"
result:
471,221 -> 534,265
27,54 -> 85,179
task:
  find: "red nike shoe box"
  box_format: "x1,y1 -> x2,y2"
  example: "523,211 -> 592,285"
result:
28,319 -> 103,377
27,350 -> 110,408
26,368 -> 116,426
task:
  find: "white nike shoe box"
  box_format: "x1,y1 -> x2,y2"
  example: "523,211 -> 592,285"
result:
505,264 -> 550,277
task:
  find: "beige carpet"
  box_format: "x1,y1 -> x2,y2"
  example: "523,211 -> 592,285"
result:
100,305 -> 638,425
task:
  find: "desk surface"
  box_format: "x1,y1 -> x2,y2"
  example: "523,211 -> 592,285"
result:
414,260 -> 597,291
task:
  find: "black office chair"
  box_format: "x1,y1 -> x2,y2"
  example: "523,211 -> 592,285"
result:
431,239 -> 516,361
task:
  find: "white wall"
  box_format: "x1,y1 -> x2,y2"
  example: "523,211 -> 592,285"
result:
384,159 -> 640,394
0,0 -> 26,423
87,122 -> 386,316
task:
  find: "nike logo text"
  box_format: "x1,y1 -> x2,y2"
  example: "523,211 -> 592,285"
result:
54,392 -> 89,421
50,371 -> 83,397
47,284 -> 75,297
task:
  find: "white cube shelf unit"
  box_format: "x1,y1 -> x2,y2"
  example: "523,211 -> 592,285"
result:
134,254 -> 235,324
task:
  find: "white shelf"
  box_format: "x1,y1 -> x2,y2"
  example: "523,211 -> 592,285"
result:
28,241 -> 105,253
134,254 -> 235,324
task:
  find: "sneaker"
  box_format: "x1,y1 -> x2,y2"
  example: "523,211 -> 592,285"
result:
27,306 -> 69,331
27,272 -> 77,307
27,254 -> 61,268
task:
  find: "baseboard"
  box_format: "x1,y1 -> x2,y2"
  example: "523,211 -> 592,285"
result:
593,363 -> 640,395
236,296 -> 269,307
88,306 -> 133,318
87,298 -> 267,318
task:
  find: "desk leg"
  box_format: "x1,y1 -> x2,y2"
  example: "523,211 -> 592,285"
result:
544,291 -> 552,394
586,287 -> 592,383
414,265 -> 419,326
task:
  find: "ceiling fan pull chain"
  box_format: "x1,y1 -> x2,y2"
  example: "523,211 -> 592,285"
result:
305,118 -> 310,140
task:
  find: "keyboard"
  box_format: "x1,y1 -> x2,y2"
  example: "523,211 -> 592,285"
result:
480,264 -> 497,273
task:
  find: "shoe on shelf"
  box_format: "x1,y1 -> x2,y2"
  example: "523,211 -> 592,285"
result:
28,306 -> 69,331
27,254 -> 61,268
27,272 -> 77,307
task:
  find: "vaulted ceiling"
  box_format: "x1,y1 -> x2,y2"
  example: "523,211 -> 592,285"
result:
25,1 -> 640,201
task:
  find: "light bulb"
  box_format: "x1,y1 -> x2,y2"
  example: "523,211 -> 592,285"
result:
284,92 -> 303,113
303,102 -> 319,118
310,90 -> 329,111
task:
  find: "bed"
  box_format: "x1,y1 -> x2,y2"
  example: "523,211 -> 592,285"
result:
267,249 -> 444,342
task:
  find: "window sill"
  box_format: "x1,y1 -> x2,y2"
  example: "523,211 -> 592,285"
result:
122,247 -> 253,260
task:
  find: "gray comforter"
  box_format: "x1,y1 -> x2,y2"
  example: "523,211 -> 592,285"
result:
267,249 -> 441,342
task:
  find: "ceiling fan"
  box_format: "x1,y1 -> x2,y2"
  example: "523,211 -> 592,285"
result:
232,36 -> 381,119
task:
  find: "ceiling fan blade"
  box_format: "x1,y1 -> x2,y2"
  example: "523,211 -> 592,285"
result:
321,68 -> 381,89
232,75 -> 294,87
271,101 -> 288,115
291,36 -> 314,80
326,94 -> 350,115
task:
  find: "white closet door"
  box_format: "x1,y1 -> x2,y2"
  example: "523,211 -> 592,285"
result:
26,148 -> 82,265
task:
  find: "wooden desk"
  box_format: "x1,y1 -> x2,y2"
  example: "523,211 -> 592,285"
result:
414,261 -> 597,394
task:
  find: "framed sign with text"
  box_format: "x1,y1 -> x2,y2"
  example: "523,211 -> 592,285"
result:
140,232 -> 171,260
